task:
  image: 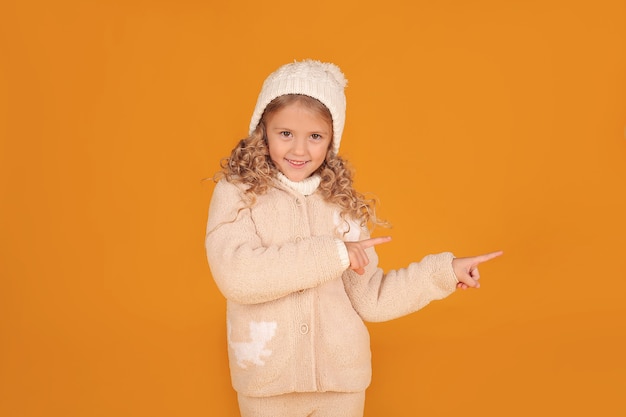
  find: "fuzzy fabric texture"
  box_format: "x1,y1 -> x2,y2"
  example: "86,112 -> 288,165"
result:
276,172 -> 321,196
249,59 -> 348,156
237,391 -> 366,417
205,178 -> 459,397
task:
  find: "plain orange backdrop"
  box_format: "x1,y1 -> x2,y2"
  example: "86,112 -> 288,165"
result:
1,0 -> 625,416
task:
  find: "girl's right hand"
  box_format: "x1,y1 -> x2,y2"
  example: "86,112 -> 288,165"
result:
345,236 -> 392,275
452,250 -> 504,289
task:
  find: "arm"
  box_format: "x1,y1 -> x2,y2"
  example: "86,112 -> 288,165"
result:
342,245 -> 458,322
342,231 -> 503,321
205,180 -> 347,305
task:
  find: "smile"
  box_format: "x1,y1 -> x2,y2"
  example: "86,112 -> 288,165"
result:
286,159 -> 309,167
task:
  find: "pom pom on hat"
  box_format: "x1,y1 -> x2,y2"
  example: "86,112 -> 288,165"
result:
249,59 -> 347,155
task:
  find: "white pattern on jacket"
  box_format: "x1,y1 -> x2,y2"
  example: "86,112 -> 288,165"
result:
205,178 -> 458,397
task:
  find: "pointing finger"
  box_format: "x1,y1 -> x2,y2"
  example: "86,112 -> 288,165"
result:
360,236 -> 392,249
474,250 -> 504,264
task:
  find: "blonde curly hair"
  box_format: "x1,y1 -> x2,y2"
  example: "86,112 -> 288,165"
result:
217,94 -> 385,230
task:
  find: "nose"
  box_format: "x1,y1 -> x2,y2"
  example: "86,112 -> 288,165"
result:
291,137 -> 307,156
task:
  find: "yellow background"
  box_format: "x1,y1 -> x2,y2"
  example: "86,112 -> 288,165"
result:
1,0 -> 625,415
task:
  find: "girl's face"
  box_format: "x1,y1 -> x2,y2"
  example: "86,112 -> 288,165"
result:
265,101 -> 332,182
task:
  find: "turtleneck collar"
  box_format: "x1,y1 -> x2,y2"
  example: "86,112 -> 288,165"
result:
276,172 -> 321,196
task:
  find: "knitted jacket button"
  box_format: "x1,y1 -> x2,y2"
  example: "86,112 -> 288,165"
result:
299,324 -> 309,334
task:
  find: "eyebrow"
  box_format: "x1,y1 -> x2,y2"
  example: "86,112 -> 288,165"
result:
270,126 -> 330,135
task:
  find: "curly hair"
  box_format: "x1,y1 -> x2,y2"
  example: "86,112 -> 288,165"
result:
217,94 -> 386,230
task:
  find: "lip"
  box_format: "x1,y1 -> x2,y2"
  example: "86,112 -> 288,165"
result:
286,159 -> 309,168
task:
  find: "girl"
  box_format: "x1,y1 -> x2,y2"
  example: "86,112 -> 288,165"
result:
205,59 -> 502,417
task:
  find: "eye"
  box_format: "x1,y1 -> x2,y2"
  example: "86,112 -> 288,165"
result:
310,133 -> 322,140
279,131 -> 292,138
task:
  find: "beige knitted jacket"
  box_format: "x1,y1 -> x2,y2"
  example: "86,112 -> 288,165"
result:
205,178 -> 459,397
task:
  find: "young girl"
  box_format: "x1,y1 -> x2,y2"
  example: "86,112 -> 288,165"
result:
206,59 -> 502,417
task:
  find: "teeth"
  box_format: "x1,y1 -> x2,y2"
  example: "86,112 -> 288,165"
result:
288,159 -> 306,166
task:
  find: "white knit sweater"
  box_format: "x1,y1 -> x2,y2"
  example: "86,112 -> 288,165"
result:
205,177 -> 458,396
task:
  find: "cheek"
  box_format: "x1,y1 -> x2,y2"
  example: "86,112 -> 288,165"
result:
267,139 -> 283,159
310,148 -> 329,169
314,142 -> 331,161
313,148 -> 327,161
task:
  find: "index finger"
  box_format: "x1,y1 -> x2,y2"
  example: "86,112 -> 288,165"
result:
474,250 -> 504,264
360,236 -> 392,249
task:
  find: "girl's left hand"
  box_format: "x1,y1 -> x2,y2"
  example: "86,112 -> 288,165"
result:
452,251 -> 503,290
345,236 -> 392,275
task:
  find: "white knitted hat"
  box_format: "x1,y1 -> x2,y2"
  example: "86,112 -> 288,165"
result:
249,59 -> 347,155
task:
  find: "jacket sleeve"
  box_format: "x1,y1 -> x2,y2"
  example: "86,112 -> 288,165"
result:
205,180 -> 347,305
342,231 -> 459,322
